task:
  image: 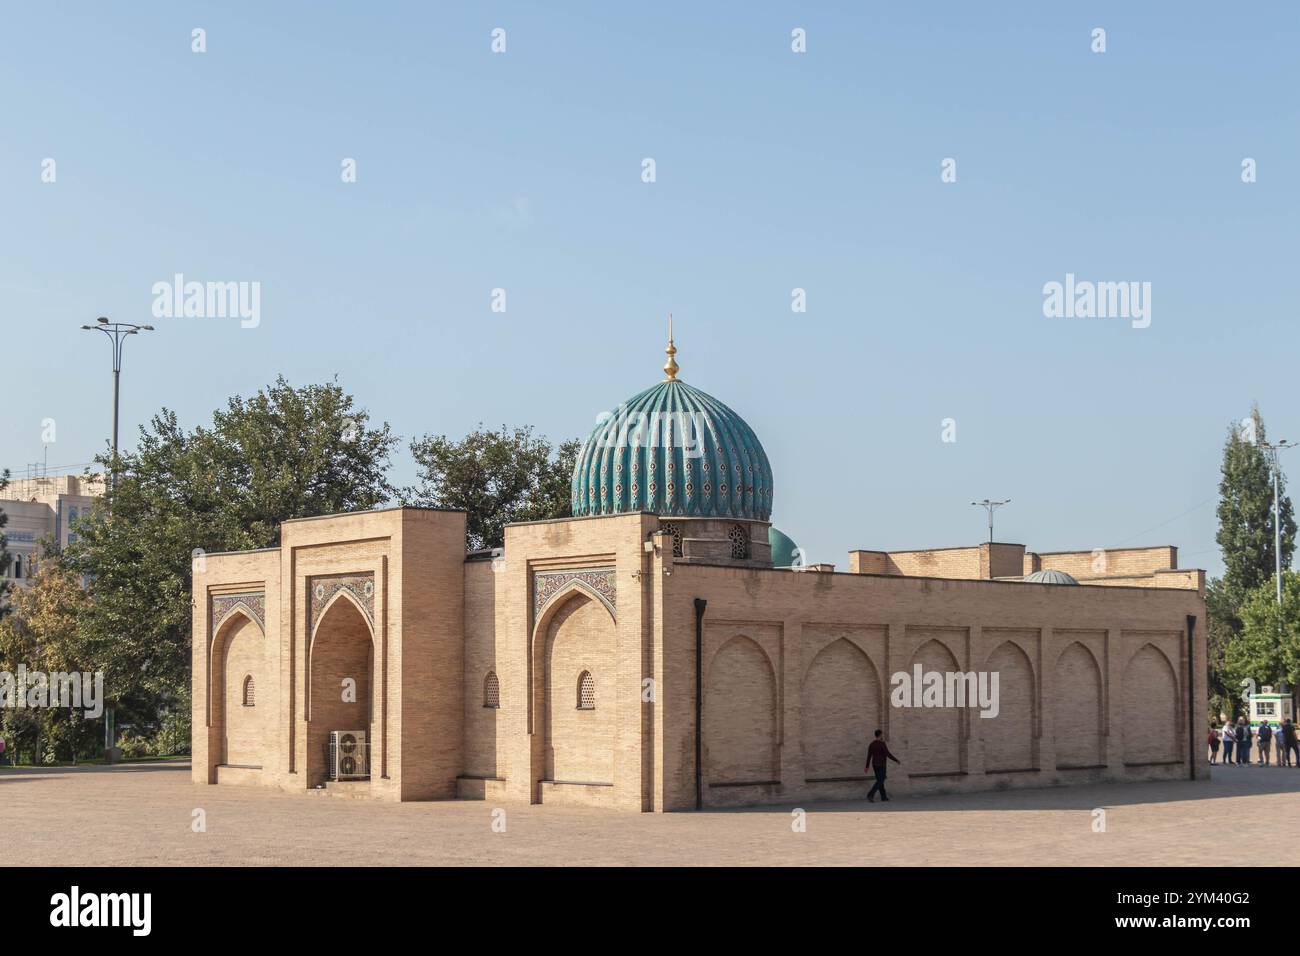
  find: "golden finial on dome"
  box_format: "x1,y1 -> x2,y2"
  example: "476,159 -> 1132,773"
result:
663,313 -> 680,381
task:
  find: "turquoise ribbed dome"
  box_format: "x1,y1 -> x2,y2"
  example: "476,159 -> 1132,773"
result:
768,527 -> 799,567
571,379 -> 773,520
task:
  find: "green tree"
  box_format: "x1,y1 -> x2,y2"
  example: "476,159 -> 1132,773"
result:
1205,577 -> 1237,719
65,377 -> 397,724
0,560 -> 93,764
1214,406 -> 1296,618
1223,571 -> 1300,701
1208,406 -> 1297,719
405,425 -> 580,550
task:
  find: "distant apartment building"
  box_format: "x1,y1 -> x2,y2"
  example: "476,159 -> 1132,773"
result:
0,473 -> 105,587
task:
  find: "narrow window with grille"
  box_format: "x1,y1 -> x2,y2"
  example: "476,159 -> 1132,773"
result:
728,524 -> 749,559
577,670 -> 596,710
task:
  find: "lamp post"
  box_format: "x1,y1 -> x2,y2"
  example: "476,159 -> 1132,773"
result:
1259,438 -> 1296,714
1259,439 -> 1297,606
80,318 -> 153,492
971,498 -> 1011,544
79,317 -> 153,762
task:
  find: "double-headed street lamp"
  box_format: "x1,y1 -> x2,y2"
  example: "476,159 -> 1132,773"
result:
80,317 -> 154,489
79,317 -> 153,763
971,498 -> 1011,544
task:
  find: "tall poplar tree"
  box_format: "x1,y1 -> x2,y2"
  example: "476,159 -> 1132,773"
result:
1209,405 -> 1297,716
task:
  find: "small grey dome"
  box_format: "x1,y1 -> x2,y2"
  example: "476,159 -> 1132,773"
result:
1023,569 -> 1079,585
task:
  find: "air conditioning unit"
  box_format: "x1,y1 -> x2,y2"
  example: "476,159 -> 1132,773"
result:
329,730 -> 368,780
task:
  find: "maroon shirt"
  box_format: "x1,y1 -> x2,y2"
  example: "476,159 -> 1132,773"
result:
866,739 -> 899,768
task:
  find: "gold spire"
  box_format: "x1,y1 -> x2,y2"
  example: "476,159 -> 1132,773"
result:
663,313 -> 679,381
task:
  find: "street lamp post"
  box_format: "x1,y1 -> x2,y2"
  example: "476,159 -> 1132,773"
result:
79,317 -> 153,762
80,318 -> 153,492
1259,438 -> 1296,710
1259,439 -> 1297,605
971,498 -> 1011,544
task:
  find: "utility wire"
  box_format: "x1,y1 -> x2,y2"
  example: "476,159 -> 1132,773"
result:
1112,495 -> 1216,548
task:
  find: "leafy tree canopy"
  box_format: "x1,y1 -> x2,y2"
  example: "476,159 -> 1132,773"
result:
1215,405 -> 1296,617
405,425 -> 579,550
65,377 -> 396,708
1222,570 -> 1300,704
1207,405 -> 1296,719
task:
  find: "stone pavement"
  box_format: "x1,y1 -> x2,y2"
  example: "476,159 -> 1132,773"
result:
2,760 -> 1292,866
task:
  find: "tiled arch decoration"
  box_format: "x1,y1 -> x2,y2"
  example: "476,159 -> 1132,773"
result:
309,572 -> 376,633
533,567 -> 617,621
211,592 -> 266,634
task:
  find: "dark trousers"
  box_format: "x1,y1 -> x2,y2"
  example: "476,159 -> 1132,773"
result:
868,764 -> 888,800
1237,744 -> 1250,765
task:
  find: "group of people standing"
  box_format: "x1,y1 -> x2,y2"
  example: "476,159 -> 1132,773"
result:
1209,717 -> 1298,767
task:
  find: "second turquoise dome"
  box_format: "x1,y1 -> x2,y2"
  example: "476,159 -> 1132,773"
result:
571,379 -> 773,521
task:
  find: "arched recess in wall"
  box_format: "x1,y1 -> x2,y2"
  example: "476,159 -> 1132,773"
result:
904,639 -> 963,776
1122,644 -> 1180,765
801,638 -> 880,781
536,589 -> 617,786
1054,642 -> 1105,769
979,641 -> 1036,772
307,590 -> 376,785
704,635 -> 778,786
210,608 -> 265,767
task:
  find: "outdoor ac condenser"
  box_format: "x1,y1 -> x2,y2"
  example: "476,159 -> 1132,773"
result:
329,730 -> 367,780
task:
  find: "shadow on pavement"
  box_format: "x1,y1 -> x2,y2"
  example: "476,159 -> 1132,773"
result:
701,766 -> 1300,814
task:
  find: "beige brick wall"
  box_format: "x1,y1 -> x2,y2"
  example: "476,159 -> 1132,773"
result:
543,595 -> 617,784
395,508 -> 467,801
462,560 -> 505,780
703,631 -> 779,785
1037,546 -> 1177,578
901,631 -> 966,777
879,547 -> 983,579
849,543 -> 1025,581
193,508 -> 467,801
307,596 -> 374,787
192,547 -> 279,786
1053,634 -> 1106,768
192,508 -> 1207,813
979,637 -> 1035,772
1121,636 -> 1183,765
658,565 -> 1206,811
218,615 -> 266,767
502,511 -> 658,811
801,632 -> 883,780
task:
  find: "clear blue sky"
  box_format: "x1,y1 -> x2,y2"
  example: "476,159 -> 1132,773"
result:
3,2 -> 1298,577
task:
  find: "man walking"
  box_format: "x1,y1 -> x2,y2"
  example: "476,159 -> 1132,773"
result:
865,729 -> 901,803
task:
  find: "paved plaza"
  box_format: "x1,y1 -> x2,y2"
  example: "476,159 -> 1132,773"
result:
3,760 -> 1293,866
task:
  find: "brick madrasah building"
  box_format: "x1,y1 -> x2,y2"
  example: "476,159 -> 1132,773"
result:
192,328 -> 1208,810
